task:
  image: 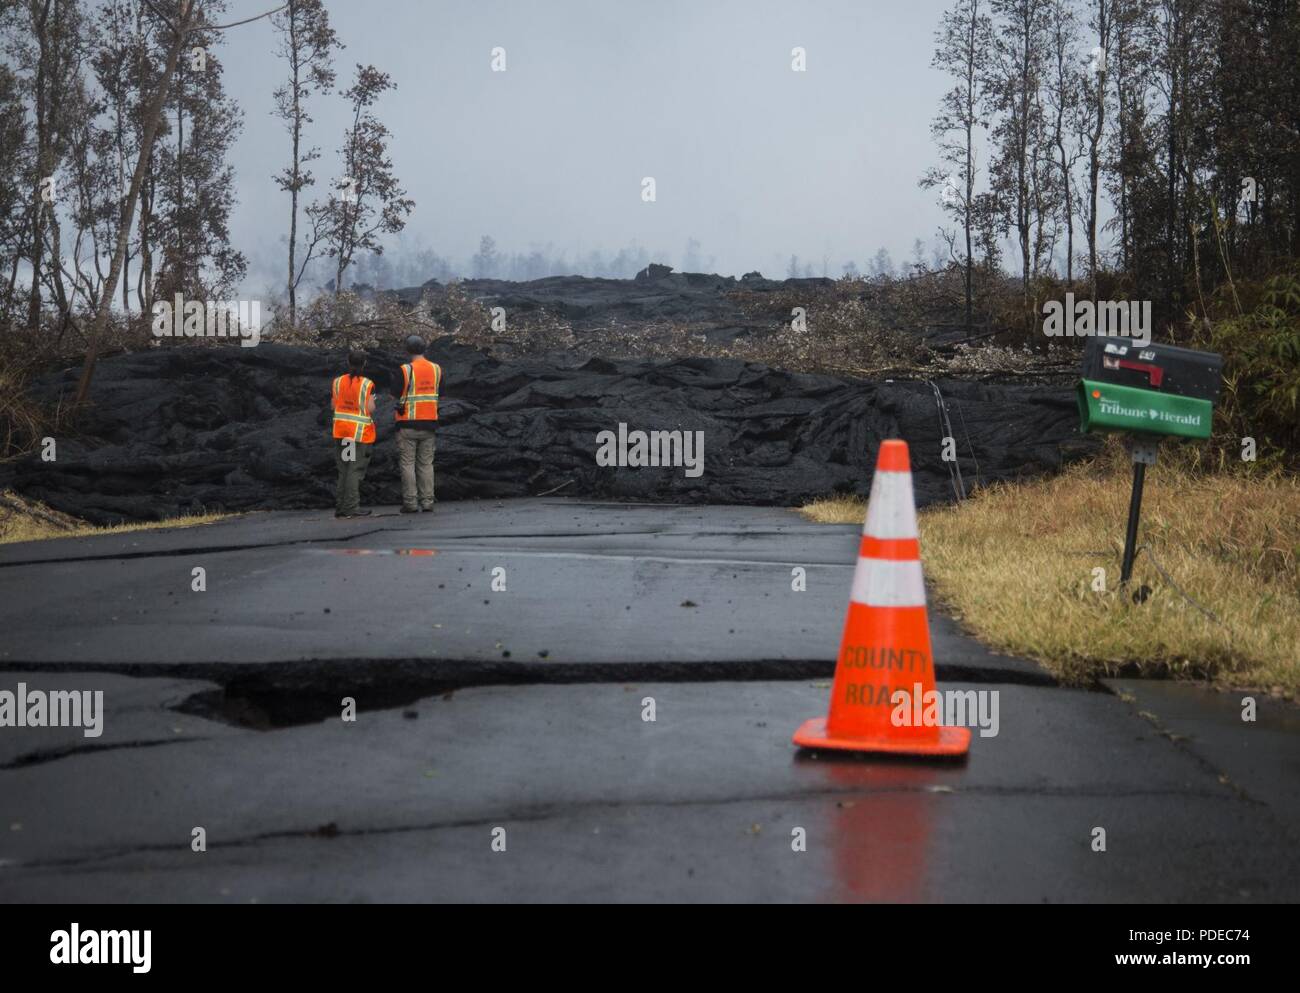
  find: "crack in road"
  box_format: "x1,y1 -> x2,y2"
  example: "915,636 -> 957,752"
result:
1118,697 -> 1268,809
0,527 -> 731,570
0,658 -> 1061,730
0,527 -> 396,570
0,521 -> 835,571
1,781 -> 1242,874
1,736 -> 205,770
385,547 -> 859,566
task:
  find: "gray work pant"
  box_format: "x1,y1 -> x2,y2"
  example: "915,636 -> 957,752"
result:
334,439 -> 372,516
397,427 -> 436,510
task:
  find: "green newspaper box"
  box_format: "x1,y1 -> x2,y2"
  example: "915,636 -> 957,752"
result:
1077,337 -> 1222,440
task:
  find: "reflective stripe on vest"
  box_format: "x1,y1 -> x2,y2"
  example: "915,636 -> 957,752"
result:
332,375 -> 375,444
397,358 -> 441,422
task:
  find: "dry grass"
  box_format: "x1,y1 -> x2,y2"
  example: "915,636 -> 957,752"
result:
799,451 -> 1300,694
0,364 -> 55,461
0,490 -> 230,547
800,494 -> 871,525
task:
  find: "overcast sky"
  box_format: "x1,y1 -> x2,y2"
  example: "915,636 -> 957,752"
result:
223,0 -> 954,293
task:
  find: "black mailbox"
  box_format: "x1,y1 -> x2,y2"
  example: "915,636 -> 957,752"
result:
1078,337 -> 1223,439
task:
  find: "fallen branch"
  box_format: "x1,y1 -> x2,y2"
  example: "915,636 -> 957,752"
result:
309,316 -> 445,340
537,479 -> 575,497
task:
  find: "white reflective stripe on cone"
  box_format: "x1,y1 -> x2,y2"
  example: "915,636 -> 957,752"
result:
862,470 -> 920,540
850,558 -> 927,608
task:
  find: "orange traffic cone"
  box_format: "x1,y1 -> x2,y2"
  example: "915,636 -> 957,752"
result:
793,440 -> 971,757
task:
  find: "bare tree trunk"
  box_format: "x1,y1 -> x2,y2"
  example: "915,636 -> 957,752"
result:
1165,66 -> 1178,314
47,208 -> 69,319
1117,75 -> 1129,272
174,62 -> 185,293
26,0 -> 54,332
1057,134 -> 1073,283
1087,130 -> 1101,295
1031,143 -> 1049,279
75,0 -> 198,407
1018,152 -> 1031,300
964,3 -> 976,334
1163,1 -> 1182,317
138,178 -> 153,314
1017,6 -> 1033,305
287,0 -> 301,326
1086,1 -> 1108,300
5,239 -> 22,319
334,211 -> 347,296
115,99 -> 132,316
334,101 -> 364,297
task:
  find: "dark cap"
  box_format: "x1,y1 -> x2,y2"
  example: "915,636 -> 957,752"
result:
404,335 -> 426,355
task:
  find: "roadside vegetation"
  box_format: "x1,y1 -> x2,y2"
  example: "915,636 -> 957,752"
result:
800,440 -> 1299,696
0,490 -> 228,546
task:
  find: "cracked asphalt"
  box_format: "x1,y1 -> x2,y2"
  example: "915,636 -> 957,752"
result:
0,499 -> 1297,902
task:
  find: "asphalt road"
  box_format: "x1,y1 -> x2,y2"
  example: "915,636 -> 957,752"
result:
0,500 -> 1296,902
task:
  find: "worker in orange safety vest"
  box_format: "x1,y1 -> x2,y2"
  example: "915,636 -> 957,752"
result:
331,348 -> 377,518
394,335 -> 443,513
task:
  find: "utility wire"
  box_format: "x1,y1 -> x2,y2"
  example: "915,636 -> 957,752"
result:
926,380 -> 965,501
954,399 -> 983,490
1135,544 -> 1223,625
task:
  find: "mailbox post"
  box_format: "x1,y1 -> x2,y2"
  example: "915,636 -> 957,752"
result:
1077,337 -> 1223,588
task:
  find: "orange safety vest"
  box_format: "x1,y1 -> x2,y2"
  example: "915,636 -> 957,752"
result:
332,374 -> 376,444
396,356 -> 441,422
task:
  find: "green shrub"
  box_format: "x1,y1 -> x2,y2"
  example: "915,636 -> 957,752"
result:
1197,267 -> 1300,467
